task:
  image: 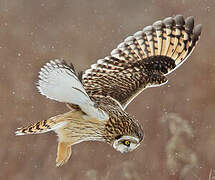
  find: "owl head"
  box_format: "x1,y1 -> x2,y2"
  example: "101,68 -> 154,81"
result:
103,105 -> 144,153
112,135 -> 143,153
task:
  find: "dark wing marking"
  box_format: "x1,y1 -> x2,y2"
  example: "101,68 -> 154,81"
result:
82,15 -> 202,109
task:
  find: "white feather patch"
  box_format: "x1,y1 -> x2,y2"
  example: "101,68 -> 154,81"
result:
37,59 -> 89,105
37,59 -> 109,120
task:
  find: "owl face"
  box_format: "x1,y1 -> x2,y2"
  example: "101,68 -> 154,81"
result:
112,135 -> 141,153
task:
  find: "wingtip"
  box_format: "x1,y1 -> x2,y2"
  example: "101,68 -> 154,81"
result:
124,36 -> 134,43
174,14 -> 185,25
163,17 -> 174,27
143,25 -> 153,33
194,24 -> 202,36
133,31 -> 143,37
185,16 -> 194,31
152,20 -> 164,29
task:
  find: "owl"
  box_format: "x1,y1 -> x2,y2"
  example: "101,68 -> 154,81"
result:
16,15 -> 202,167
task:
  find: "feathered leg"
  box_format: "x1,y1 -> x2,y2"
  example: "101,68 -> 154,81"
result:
56,141 -> 73,167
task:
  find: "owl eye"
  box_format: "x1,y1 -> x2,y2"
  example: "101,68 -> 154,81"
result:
123,140 -> 131,146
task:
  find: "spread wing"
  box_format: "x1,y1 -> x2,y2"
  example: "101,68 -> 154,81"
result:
82,15 -> 202,109
37,59 -> 108,120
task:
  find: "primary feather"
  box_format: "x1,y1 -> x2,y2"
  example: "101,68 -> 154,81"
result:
82,15 -> 202,109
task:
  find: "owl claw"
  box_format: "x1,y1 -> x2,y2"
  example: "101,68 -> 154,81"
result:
56,159 -> 68,167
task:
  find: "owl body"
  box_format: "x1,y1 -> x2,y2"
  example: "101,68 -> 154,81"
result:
17,96 -> 143,166
56,107 -> 143,144
49,95 -> 143,145
16,15 -> 202,166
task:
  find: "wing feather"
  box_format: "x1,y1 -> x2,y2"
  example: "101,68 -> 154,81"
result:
82,15 -> 202,109
37,59 -> 108,120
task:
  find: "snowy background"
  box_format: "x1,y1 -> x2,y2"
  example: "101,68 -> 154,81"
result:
0,0 -> 214,179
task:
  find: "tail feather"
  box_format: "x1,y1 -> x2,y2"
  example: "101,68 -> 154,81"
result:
15,114 -> 68,136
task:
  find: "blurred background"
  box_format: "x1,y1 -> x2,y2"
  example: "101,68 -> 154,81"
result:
0,0 -> 214,179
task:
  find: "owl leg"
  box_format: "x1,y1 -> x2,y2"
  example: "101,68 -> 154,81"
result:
56,141 -> 73,167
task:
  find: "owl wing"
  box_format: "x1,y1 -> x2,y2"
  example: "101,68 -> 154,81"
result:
37,59 -> 108,120
82,15 -> 202,109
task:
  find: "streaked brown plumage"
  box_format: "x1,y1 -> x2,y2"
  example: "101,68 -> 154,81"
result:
16,15 -> 202,167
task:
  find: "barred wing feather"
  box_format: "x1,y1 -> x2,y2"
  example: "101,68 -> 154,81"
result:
82,15 -> 202,109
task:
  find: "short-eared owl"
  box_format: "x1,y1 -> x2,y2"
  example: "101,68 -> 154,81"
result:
16,15 -> 202,167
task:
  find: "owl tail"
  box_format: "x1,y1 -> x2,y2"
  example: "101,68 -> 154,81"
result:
15,113 -> 71,136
